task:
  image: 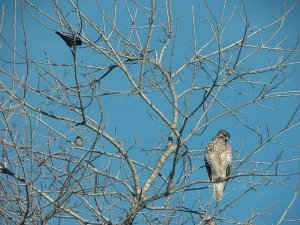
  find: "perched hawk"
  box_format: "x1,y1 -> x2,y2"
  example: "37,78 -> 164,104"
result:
205,130 -> 232,200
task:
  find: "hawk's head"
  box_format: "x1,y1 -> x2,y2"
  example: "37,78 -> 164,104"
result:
216,130 -> 230,142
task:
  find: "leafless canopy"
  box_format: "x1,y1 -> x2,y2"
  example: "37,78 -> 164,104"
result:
0,0 -> 299,224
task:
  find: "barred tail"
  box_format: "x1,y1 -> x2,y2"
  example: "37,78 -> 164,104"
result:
213,182 -> 226,201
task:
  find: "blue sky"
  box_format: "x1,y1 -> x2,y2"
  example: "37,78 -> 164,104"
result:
1,0 -> 299,224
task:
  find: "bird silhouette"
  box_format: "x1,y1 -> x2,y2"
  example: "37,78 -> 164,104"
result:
55,31 -> 82,47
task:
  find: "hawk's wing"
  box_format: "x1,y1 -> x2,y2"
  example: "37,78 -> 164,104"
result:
226,166 -> 231,177
205,157 -> 212,181
225,144 -> 232,177
205,142 -> 214,181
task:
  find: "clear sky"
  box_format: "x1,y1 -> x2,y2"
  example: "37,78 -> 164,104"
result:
1,0 -> 299,224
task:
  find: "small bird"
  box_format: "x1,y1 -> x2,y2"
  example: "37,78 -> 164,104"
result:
55,31 -> 82,47
0,163 -> 25,183
205,130 -> 232,200
75,136 -> 83,147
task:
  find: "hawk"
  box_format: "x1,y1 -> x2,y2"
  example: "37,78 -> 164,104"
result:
55,31 -> 82,47
205,130 -> 232,200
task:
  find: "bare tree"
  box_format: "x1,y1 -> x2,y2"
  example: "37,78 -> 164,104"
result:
0,0 -> 299,224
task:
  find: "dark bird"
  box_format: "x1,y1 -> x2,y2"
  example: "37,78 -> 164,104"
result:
0,162 -> 25,183
55,31 -> 82,47
75,136 -> 83,147
205,130 -> 232,200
